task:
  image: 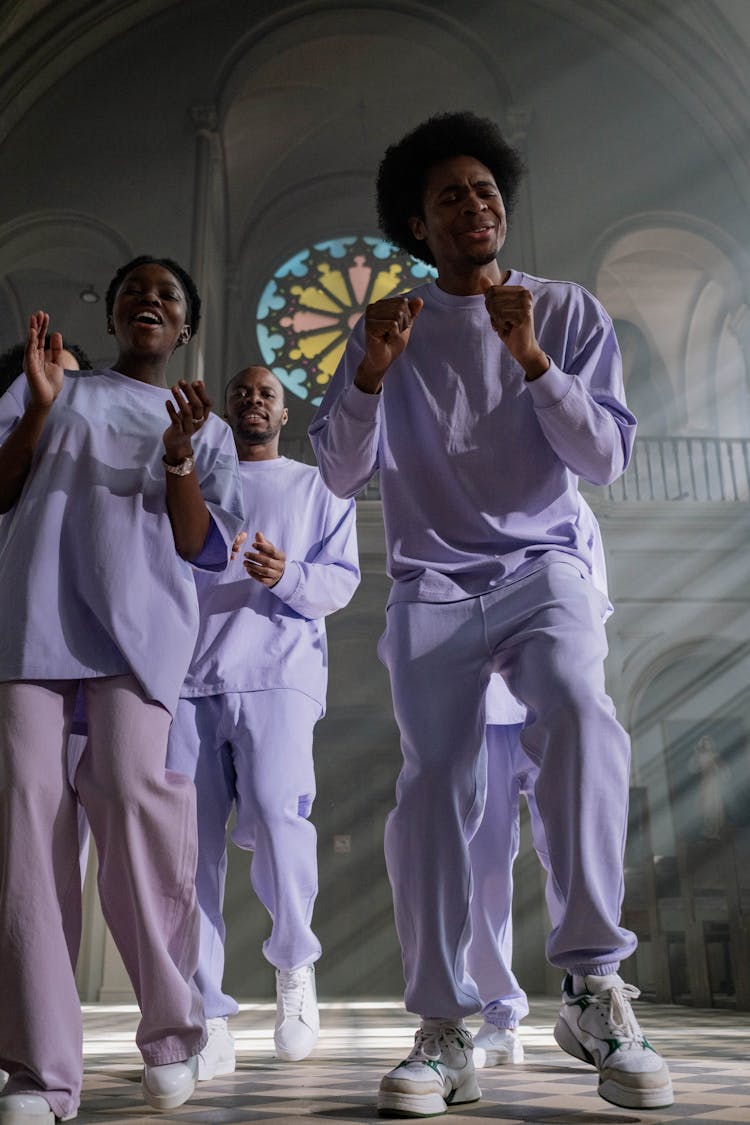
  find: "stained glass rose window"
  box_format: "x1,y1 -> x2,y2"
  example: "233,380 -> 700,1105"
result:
256,236 -> 437,405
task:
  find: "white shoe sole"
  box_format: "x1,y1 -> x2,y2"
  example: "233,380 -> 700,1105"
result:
0,1100 -> 76,1123
599,1075 -> 674,1110
0,1109 -> 76,1124
377,1075 -> 481,1117
377,1088 -> 447,1117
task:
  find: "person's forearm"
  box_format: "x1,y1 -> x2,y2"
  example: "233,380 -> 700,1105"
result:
271,558 -> 361,618
354,358 -> 388,395
0,402 -> 52,513
165,470 -> 212,559
527,366 -> 636,485
309,384 -> 381,498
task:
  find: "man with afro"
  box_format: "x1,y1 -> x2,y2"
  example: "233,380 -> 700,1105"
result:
310,112 -> 672,1117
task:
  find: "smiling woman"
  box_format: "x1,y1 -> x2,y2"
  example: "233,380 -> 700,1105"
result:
0,255 -> 244,1122
105,254 -> 202,343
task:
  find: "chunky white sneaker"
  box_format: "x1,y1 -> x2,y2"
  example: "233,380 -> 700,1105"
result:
554,974 -> 674,1109
274,965 -> 320,1061
377,1021 -> 481,1117
197,1016 -> 236,1080
141,1055 -> 197,1111
0,1094 -> 76,1122
472,1024 -> 524,1068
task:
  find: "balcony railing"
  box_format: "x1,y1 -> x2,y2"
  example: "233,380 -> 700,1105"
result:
604,436 -> 750,503
279,436 -> 750,503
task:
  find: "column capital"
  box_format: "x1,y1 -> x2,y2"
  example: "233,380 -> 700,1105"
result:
190,103 -> 219,136
505,106 -> 533,149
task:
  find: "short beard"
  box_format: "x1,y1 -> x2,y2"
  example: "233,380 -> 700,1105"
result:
238,420 -> 282,446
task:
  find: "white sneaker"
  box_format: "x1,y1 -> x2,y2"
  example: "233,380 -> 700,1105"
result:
0,1094 -> 76,1122
377,1021 -> 481,1117
274,965 -> 319,1061
141,1055 -> 197,1111
554,974 -> 674,1109
197,1017 -> 236,1080
0,1074 -> 7,1092
473,1024 -> 524,1067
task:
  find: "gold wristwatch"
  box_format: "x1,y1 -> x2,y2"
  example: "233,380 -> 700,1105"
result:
162,454 -> 195,476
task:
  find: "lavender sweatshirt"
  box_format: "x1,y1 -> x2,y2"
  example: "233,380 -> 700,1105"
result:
180,457 -> 359,713
309,272 -> 635,604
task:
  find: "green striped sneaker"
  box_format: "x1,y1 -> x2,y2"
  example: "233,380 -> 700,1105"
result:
554,974 -> 673,1109
377,1021 -> 481,1117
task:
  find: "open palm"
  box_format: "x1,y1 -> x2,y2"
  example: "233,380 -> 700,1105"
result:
24,311 -> 65,407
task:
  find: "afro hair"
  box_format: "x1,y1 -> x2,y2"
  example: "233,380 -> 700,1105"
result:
376,111 -> 525,265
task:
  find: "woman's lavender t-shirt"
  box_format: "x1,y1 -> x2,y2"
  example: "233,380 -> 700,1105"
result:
0,369 -> 244,713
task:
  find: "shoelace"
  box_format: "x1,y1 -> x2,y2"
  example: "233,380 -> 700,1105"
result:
408,1023 -> 471,1061
596,982 -> 644,1045
278,970 -> 307,1017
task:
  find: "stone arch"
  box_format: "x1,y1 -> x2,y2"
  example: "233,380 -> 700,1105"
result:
0,211 -> 132,363
592,214 -> 750,438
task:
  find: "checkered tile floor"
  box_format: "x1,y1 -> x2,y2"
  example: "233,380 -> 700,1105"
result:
69,998 -> 750,1123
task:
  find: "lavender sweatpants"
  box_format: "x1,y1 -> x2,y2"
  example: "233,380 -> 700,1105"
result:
67,734 -> 92,885
467,724 -> 562,1028
379,561 -> 636,1021
167,689 -> 321,1019
0,677 -> 206,1120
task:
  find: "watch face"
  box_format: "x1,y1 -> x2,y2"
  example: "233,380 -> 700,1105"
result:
164,455 -> 194,476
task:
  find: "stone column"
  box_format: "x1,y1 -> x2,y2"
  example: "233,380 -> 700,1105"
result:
187,104 -> 227,393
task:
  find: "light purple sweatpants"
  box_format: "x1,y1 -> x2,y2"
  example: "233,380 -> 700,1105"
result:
167,689 -> 321,1019
67,734 -> 92,885
379,562 -> 636,1021
0,676 -> 206,1121
467,723 -> 562,1028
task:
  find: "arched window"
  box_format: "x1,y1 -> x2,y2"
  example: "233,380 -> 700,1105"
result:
594,220 -> 748,438
256,236 -> 436,405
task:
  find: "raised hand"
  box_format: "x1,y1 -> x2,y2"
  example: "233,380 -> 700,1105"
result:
24,312 -> 65,408
243,531 -> 286,588
479,277 -> 549,380
354,296 -> 424,394
163,379 -> 211,464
